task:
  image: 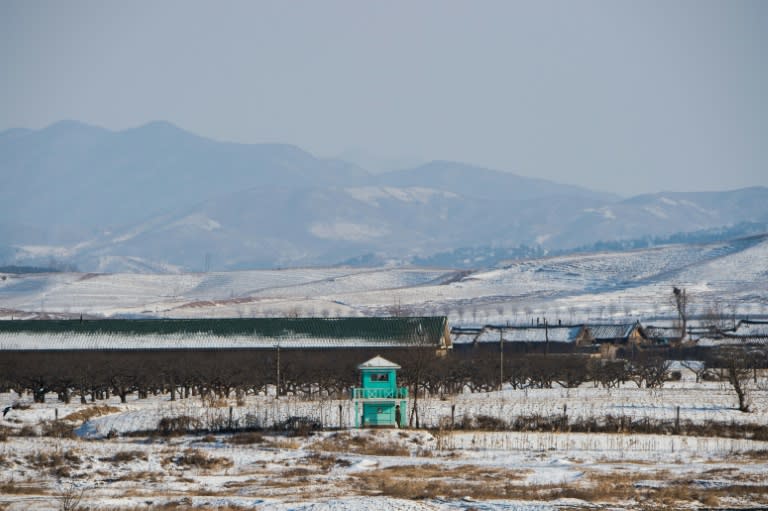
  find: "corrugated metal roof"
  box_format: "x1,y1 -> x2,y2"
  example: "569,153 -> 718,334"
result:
732,320 -> 768,337
451,325 -> 583,344
697,335 -> 768,347
587,323 -> 637,340
643,326 -> 679,340
0,317 -> 448,351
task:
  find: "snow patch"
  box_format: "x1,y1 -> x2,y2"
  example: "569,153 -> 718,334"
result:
345,186 -> 457,207
659,197 -> 679,206
679,199 -> 714,216
643,206 -> 668,219
166,213 -> 222,232
310,221 -> 389,241
584,208 -> 616,220
16,244 -> 75,258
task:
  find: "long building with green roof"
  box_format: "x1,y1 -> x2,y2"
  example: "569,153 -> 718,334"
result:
0,316 -> 451,351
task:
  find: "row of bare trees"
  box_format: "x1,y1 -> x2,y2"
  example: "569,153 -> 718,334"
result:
0,345 -> 762,412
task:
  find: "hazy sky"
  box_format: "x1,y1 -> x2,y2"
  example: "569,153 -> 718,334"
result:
1,1 -> 766,194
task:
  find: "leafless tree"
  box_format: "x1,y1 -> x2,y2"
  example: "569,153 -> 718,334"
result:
588,359 -> 628,388
712,347 -> 753,412
401,324 -> 437,428
628,354 -> 670,388
701,301 -> 734,333
56,482 -> 85,511
680,360 -> 708,383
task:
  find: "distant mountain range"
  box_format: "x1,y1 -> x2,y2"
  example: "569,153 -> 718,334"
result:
1,121 -> 767,272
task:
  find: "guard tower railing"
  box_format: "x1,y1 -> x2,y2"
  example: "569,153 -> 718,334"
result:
351,387 -> 408,400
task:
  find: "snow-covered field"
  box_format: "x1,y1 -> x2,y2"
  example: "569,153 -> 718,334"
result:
1,235 -> 767,323
2,237 -> 768,508
1,369 -> 768,510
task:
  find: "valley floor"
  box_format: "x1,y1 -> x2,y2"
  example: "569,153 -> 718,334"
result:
2,374 -> 768,510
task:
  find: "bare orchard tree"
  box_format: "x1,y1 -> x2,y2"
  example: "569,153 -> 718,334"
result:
711,347 -> 753,412
680,359 -> 708,383
703,301 -> 736,332
401,324 -> 437,428
628,353 -> 671,389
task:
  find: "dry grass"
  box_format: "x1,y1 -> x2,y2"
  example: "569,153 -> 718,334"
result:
100,449 -> 148,463
226,431 -> 264,445
0,480 -> 50,495
63,404 -> 122,423
145,503 -> 251,511
267,437 -> 301,449
302,452 -> 352,472
164,448 -> 233,471
25,449 -> 81,468
115,470 -> 165,483
17,425 -> 37,437
353,464 -> 529,500
529,470 -> 768,507
281,467 -> 315,478
739,449 -> 768,461
25,448 -> 82,478
346,462 -> 768,507
312,432 -> 410,457
40,420 -> 76,438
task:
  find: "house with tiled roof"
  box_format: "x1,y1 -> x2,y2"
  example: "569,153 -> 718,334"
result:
583,322 -> 644,344
695,320 -> 768,347
642,325 -> 680,345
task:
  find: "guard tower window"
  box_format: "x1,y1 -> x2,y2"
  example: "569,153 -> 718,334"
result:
371,373 -> 389,382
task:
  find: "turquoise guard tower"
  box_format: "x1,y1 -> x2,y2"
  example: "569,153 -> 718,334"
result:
352,356 -> 408,428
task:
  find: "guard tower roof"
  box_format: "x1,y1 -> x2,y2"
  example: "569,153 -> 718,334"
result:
358,355 -> 401,370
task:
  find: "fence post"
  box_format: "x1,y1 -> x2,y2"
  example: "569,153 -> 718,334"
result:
675,406 -> 680,434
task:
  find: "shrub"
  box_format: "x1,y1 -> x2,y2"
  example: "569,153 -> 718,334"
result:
274,416 -> 322,437
474,415 -> 509,431
62,404 -> 121,423
41,421 -> 76,439
17,425 -> 37,437
227,432 -> 264,445
312,432 -> 409,457
165,448 -> 233,470
157,416 -> 202,436
26,449 -> 81,477
100,450 -> 147,463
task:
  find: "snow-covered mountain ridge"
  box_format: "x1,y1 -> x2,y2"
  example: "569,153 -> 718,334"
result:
2,121 -> 766,271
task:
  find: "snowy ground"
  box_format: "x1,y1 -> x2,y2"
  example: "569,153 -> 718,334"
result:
2,371 -> 768,510
2,237 -> 768,508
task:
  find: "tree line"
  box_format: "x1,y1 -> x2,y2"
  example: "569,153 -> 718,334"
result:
1,345 -> 762,409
